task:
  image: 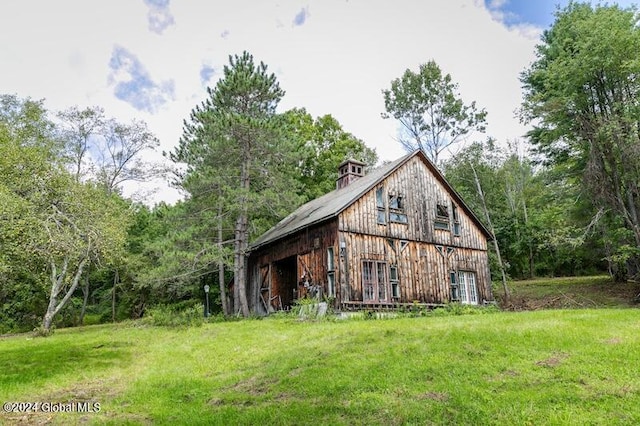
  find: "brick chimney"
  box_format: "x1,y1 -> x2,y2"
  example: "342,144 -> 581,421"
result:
336,158 -> 366,189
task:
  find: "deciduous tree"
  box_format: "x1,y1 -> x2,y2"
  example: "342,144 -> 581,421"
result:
382,60 -> 487,164
521,2 -> 640,279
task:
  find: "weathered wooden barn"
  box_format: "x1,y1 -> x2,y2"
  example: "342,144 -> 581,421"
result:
247,150 -> 493,314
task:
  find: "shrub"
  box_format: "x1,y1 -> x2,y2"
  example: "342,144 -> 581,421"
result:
143,303 -> 205,328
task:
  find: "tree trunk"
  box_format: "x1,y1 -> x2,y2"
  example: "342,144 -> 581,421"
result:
43,255 -> 89,331
471,164 -> 510,303
234,153 -> 251,317
522,197 -> 534,279
218,202 -> 229,316
79,263 -> 91,325
112,269 -> 119,322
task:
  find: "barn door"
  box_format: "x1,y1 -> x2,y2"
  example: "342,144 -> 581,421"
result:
259,265 -> 272,312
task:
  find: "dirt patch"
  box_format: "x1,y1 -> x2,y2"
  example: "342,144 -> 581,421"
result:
228,375 -> 278,396
535,352 -> 569,368
419,391 -> 449,402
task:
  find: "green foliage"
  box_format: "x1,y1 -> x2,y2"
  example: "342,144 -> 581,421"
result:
142,303 -> 205,328
281,108 -> 378,201
0,95 -> 133,332
382,60 -> 487,163
443,140 -> 605,280
521,2 -> 640,279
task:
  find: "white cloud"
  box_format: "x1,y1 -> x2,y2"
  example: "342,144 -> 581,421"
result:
108,45 -> 176,113
144,0 -> 175,34
0,0 -> 542,205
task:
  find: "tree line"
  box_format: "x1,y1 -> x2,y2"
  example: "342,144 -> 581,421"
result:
1,2 -> 638,332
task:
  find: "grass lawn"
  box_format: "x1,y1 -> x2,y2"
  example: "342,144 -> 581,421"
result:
2,306 -> 640,425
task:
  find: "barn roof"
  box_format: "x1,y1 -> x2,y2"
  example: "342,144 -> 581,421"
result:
249,150 -> 491,251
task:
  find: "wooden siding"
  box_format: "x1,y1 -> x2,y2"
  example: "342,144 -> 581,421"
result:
339,232 -> 492,304
248,220 -> 339,312
339,156 -> 488,251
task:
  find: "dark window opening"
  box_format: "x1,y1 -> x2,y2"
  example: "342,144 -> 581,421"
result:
436,203 -> 449,219
389,193 -> 407,224
435,203 -> 450,231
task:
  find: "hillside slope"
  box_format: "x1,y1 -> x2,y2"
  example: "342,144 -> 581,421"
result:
499,276 -> 640,310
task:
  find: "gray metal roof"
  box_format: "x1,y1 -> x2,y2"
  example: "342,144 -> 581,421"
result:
249,150 -> 491,251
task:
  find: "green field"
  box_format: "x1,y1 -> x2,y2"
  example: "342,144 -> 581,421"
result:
2,302 -> 640,425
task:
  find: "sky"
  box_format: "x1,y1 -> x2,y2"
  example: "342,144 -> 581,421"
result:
1,0 -> 637,204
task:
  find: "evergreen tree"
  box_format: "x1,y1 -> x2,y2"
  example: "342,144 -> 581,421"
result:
173,52 -> 301,316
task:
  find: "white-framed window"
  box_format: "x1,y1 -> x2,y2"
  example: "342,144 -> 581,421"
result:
362,260 -> 388,302
458,271 -> 478,305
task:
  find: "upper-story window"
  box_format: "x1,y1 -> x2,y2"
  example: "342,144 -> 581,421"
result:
376,187 -> 386,224
389,193 -> 408,224
452,203 -> 460,236
435,203 -> 450,230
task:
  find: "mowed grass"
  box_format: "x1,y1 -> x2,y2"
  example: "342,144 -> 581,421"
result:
2,309 -> 640,425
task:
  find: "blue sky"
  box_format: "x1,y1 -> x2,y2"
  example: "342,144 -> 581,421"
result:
1,0 -> 636,203
486,0 -> 638,29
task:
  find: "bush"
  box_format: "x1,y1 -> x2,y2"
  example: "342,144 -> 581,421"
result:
143,303 -> 205,328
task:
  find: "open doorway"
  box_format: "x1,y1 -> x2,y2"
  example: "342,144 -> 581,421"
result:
273,255 -> 298,310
